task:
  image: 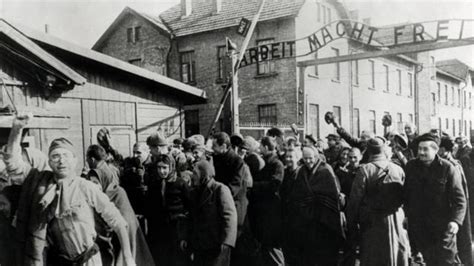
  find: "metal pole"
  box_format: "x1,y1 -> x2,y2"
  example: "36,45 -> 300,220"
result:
231,51 -> 240,134
206,0 -> 266,138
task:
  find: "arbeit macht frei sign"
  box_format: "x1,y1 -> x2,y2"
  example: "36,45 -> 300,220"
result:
238,19 -> 474,68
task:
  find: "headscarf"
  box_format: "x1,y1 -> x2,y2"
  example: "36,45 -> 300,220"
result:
154,154 -> 177,181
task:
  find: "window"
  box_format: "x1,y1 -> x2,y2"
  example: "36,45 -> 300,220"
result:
309,104 -> 320,138
397,113 -> 403,133
445,118 -> 449,129
127,26 -> 141,43
408,73 -> 413,97
353,108 -> 360,137
383,65 -> 389,92
217,46 -> 227,81
369,60 -> 375,89
453,119 -> 456,136
470,92 -> 472,109
445,85 -> 448,105
369,110 -> 376,134
352,60 -> 359,85
459,120 -> 462,135
458,89 -> 461,107
465,120 -> 467,136
431,93 -> 436,116
323,5 -> 327,24
464,91 -> 467,108
317,3 -> 321,22
332,47 -> 340,81
180,51 -> 195,84
452,87 -> 455,106
128,58 -> 141,66
437,82 -> 441,103
184,110 -> 200,137
333,106 -> 342,126
470,121 -> 472,133
438,118 -> 442,134
327,7 -> 332,23
258,104 -> 277,124
396,69 -> 402,95
257,38 -> 275,75
126,28 -> 133,43
409,114 -> 414,123
313,52 -> 319,76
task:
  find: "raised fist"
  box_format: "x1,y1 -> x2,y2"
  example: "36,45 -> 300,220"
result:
12,112 -> 33,130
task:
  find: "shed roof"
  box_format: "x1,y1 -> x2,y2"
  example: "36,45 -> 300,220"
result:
0,19 -> 87,85
7,20 -> 206,103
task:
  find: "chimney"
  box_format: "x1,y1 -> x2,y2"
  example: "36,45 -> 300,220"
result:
362,18 -> 371,26
44,24 -> 49,34
181,0 -> 192,17
349,10 -> 359,21
211,0 -> 222,14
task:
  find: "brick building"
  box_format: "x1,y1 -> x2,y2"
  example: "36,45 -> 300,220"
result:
93,0 -> 473,140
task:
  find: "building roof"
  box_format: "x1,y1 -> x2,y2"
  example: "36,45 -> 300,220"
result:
7,20 -> 207,103
0,19 -> 87,85
436,59 -> 473,80
159,0 -> 306,37
93,6 -> 171,51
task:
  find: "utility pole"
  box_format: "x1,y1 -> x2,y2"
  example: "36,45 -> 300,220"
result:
206,0 -> 266,137
230,50 -> 240,133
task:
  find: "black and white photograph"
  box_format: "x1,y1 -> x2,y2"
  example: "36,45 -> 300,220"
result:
0,0 -> 473,265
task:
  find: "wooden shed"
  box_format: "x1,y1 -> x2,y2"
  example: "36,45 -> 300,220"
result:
0,19 -> 206,170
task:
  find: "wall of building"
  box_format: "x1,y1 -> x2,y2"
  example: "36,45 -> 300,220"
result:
296,0 -> 416,139
168,18 -> 298,135
434,72 -> 474,140
97,13 -> 171,75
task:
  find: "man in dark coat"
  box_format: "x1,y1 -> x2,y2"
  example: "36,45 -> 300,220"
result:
248,136 -> 285,266
404,122 -> 418,157
405,133 -> 467,266
324,134 -> 342,165
212,132 -> 248,232
280,148 -> 301,265
282,147 -> 344,266
212,132 -> 249,265
455,136 -> 472,161
121,142 -> 152,216
183,160 -> 237,266
438,136 -> 473,266
346,137 -> 410,266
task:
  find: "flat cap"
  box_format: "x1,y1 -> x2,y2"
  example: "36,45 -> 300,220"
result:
417,133 -> 440,146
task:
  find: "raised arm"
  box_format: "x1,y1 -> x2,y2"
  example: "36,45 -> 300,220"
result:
3,113 -> 34,184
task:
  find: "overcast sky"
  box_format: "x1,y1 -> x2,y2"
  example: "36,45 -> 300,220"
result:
0,0 -> 473,66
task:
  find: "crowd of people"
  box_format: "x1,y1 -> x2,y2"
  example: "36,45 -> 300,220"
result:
0,112 -> 473,266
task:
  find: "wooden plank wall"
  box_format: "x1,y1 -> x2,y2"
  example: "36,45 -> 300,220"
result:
1,54 -> 187,173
